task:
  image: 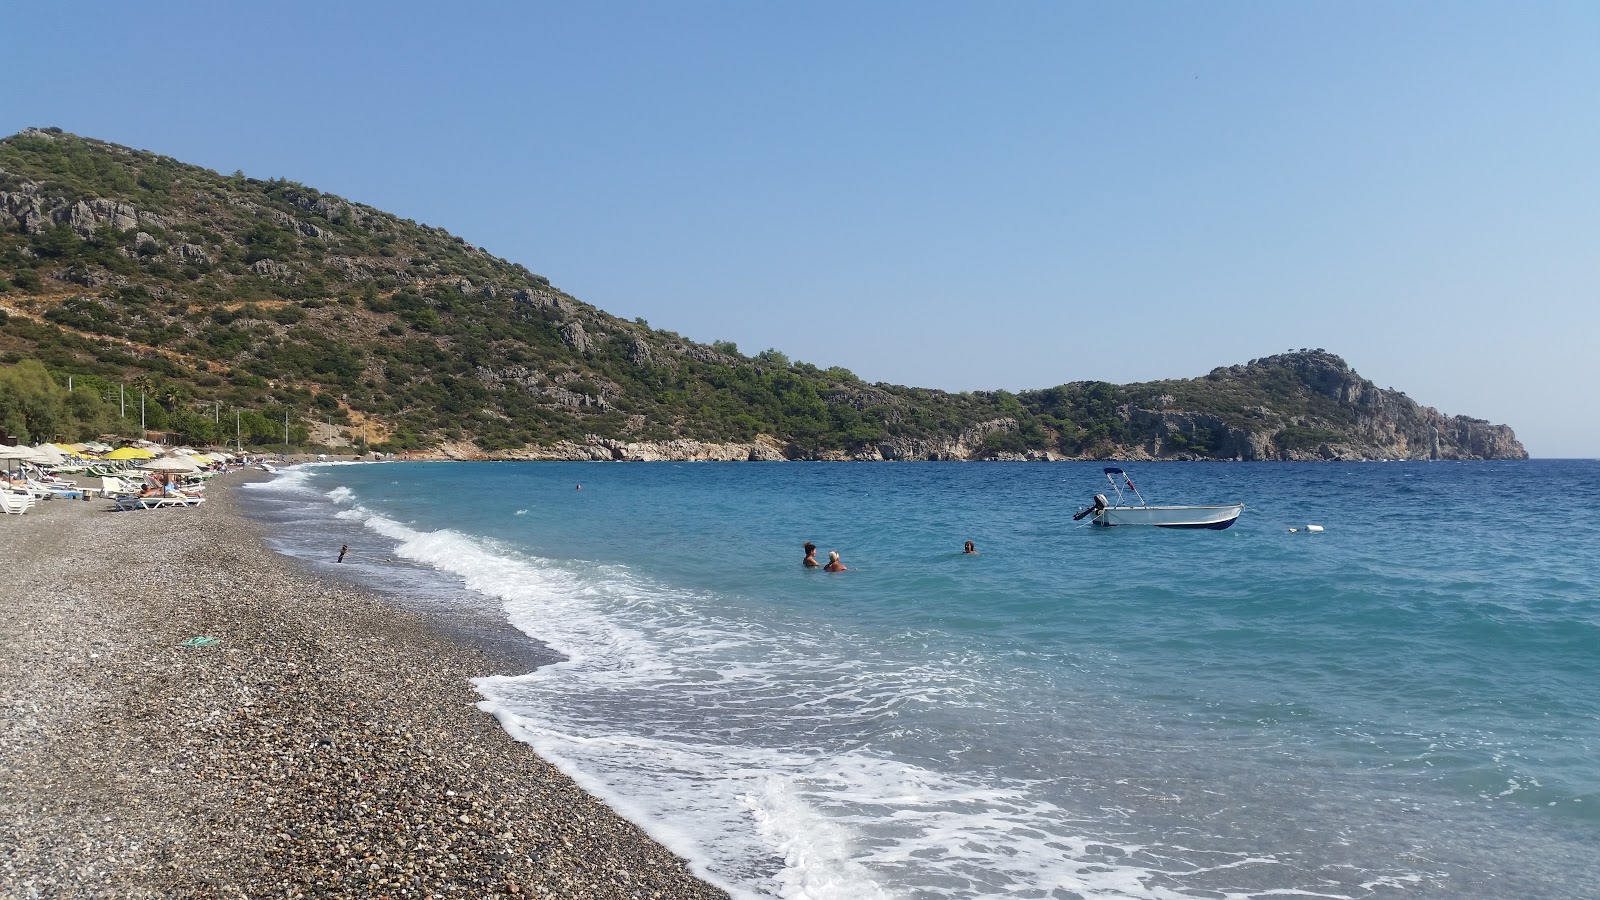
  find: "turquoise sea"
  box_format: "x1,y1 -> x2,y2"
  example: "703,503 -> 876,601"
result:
246,460 -> 1599,899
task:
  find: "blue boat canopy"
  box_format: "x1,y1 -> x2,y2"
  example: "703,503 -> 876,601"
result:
1103,467 -> 1124,475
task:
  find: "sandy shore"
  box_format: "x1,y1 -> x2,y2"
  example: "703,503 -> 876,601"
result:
0,475 -> 729,899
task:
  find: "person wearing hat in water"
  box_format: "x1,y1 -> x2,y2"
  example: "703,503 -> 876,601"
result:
823,550 -> 847,572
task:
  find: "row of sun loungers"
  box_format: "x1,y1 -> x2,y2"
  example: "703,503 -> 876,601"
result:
109,492 -> 205,511
1,472 -> 207,515
0,491 -> 37,514
2,469 -> 85,512
101,473 -> 207,511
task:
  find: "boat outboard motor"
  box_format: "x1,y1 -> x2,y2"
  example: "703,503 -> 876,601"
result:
1072,493 -> 1109,521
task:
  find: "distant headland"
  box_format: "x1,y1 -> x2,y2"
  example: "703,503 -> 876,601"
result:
0,129 -> 1525,462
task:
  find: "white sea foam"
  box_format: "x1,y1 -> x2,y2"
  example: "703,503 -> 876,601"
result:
325,505 -> 1301,900
243,465 -> 320,496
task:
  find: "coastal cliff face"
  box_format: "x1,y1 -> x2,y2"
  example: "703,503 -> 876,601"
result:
0,130 -> 1526,462
1121,352 -> 1527,462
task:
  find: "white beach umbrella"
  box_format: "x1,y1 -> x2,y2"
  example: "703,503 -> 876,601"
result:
0,446 -> 48,464
30,444 -> 67,465
138,456 -> 200,473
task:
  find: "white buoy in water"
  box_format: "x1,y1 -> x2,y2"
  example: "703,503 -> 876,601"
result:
1305,524 -> 1324,533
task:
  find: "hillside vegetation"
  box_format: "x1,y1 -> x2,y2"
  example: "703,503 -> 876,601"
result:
0,129 -> 1525,461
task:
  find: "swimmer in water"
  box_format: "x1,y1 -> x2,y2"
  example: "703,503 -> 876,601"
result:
823,550 -> 847,572
803,542 -> 820,567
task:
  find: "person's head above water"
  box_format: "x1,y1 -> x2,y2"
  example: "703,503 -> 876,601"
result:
964,541 -> 977,554
804,542 -> 816,554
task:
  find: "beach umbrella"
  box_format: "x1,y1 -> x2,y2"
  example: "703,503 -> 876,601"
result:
104,447 -> 148,460
32,444 -> 69,465
0,446 -> 48,464
139,456 -> 200,473
0,446 -> 50,477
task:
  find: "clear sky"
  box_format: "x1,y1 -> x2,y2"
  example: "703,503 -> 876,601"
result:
5,2 -> 1596,456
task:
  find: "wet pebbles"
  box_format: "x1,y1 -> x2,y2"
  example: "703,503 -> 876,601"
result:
0,477 -> 729,899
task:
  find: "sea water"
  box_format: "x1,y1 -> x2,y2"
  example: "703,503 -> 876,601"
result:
245,460 -> 1600,899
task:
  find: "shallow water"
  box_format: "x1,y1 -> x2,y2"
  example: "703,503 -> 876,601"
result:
247,460 -> 1600,899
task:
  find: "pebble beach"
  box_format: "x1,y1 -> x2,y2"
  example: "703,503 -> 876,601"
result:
0,471 -> 729,900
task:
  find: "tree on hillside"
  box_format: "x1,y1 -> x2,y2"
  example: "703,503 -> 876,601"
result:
0,359 -> 67,441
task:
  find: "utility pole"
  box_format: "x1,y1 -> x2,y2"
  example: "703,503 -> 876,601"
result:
236,409 -> 241,452
120,384 -> 125,418
140,390 -> 145,433
284,410 -> 289,448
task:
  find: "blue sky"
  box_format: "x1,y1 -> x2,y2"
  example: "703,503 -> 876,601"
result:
5,2 -> 1596,455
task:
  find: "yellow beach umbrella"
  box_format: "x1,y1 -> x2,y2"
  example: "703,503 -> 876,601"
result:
104,447 -> 148,460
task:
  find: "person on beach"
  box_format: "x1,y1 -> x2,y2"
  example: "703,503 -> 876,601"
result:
823,551 -> 847,572
803,542 -> 820,568
338,544 -> 349,563
964,541 -> 978,554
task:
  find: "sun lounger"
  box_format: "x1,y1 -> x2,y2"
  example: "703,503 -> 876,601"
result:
26,478 -> 84,499
101,476 -> 139,496
137,494 -> 205,509
1,490 -> 35,514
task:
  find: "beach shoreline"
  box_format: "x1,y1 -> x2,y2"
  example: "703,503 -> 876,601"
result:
0,472 -> 729,899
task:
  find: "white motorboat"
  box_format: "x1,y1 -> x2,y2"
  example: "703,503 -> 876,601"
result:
1072,467 -> 1244,530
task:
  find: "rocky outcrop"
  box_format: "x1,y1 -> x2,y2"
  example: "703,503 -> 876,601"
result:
626,338 -> 653,367
426,435 -> 789,462
249,258 -> 293,280
0,178 -> 165,236
474,366 -> 610,410
1119,409 -> 1275,461
512,288 -> 571,317
558,321 -> 591,353
872,418 -> 1020,461
1106,352 -> 1527,462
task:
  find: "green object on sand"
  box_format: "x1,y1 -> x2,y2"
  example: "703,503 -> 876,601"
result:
181,636 -> 219,647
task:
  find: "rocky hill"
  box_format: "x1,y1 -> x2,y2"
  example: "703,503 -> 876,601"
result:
0,129 -> 1525,461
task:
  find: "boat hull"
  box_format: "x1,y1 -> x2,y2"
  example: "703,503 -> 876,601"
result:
1094,504 -> 1243,529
